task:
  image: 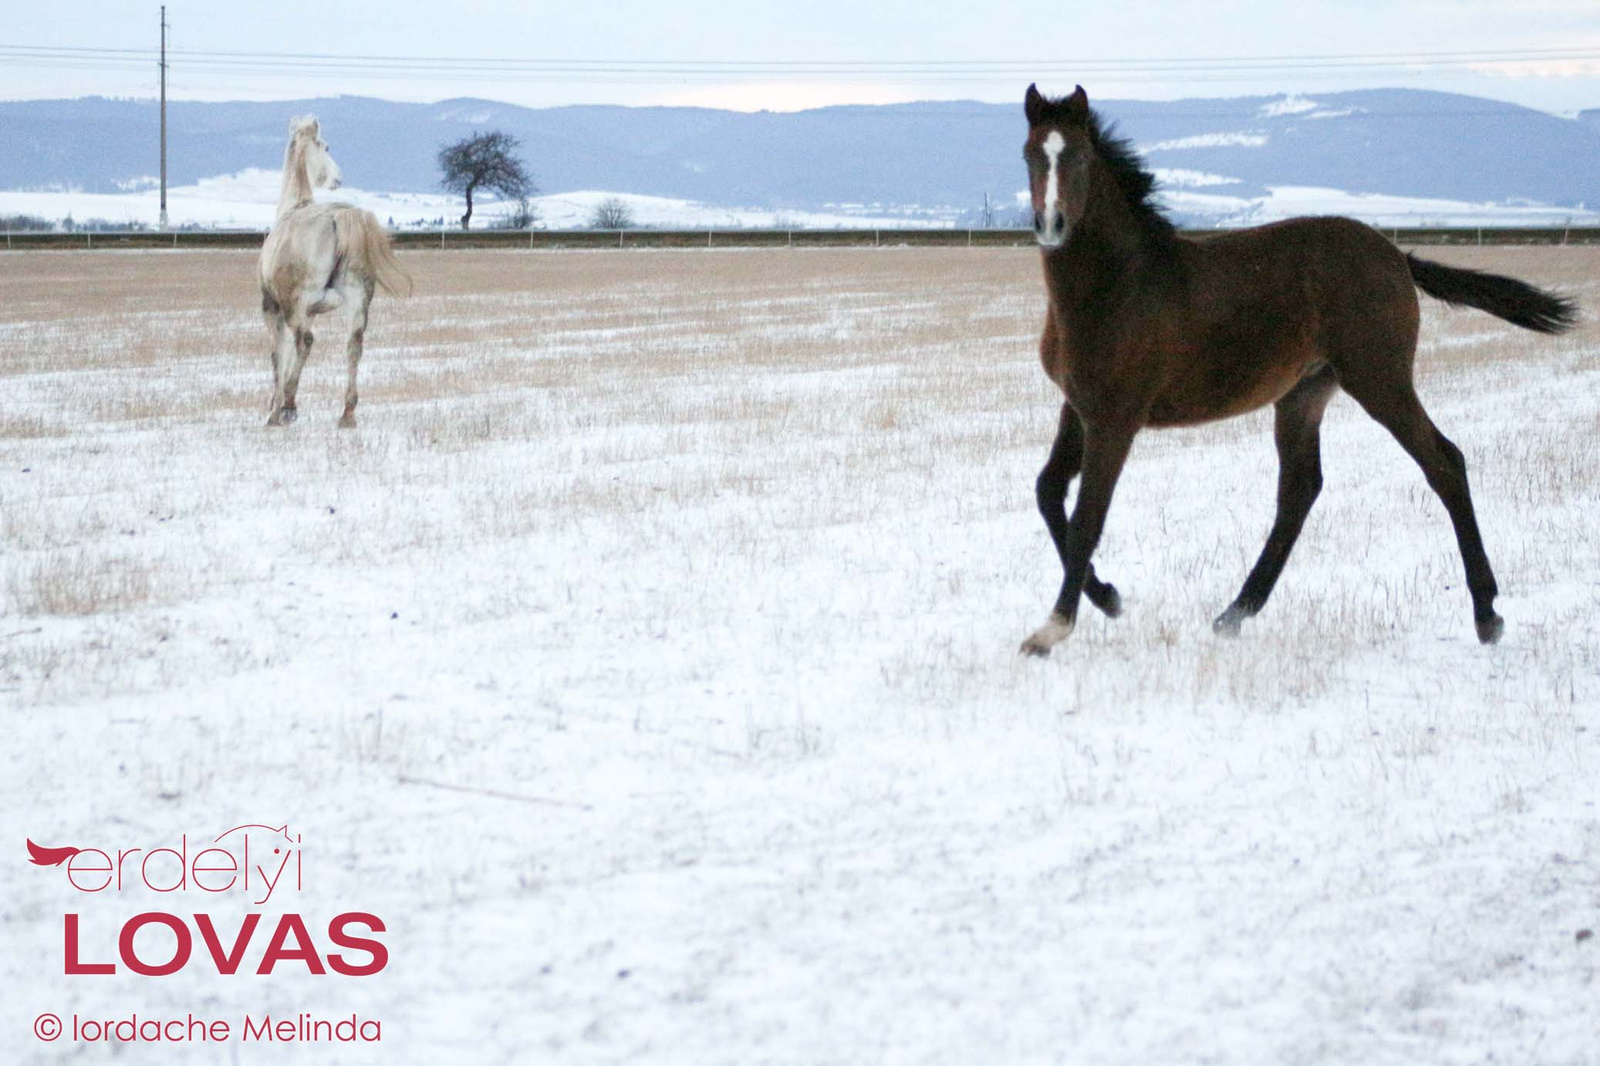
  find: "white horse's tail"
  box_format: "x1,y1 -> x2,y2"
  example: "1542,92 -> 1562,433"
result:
335,207 -> 412,299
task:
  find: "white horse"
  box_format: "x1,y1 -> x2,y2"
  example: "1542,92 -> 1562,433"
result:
258,115 -> 410,428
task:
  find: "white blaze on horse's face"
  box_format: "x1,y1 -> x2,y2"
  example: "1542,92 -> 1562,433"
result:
1039,131 -> 1068,249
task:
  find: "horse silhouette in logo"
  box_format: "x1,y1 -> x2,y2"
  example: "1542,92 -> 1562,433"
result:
213,823 -> 296,846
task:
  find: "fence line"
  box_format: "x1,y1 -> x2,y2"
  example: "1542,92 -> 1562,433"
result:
4,226 -> 1600,251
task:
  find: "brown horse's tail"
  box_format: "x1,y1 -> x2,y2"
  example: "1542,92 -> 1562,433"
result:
335,207 -> 413,299
1405,253 -> 1577,334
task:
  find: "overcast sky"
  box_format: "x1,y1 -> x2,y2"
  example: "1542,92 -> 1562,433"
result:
5,1 -> 1599,114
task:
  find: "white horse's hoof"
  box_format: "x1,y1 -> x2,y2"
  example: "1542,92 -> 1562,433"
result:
1019,614 -> 1074,657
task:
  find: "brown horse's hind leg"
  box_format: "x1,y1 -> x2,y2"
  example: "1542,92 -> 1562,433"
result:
1036,402 -> 1124,618
1345,382 -> 1503,644
1216,364 -> 1340,636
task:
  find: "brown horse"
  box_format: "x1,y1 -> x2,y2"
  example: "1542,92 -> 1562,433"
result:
1018,84 -> 1578,657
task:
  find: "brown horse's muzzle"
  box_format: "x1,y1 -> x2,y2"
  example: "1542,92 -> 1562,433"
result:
1035,207 -> 1068,249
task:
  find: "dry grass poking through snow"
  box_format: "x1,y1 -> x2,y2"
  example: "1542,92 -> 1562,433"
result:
1,246 -> 1597,1065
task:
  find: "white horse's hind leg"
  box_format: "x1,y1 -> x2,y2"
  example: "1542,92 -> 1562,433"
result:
265,309 -> 296,426
339,282 -> 374,429
278,319 -> 315,424
276,273 -> 345,422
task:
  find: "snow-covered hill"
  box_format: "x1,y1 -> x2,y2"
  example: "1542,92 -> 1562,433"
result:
0,170 -> 956,232
2,89 -> 1597,229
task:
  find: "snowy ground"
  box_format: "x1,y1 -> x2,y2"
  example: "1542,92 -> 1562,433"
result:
1,247 -> 1597,1064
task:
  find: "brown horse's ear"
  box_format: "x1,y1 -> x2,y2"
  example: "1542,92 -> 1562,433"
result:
1065,85 -> 1089,122
1024,83 -> 1045,125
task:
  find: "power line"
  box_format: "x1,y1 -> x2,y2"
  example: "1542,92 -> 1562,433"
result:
2,42 -> 1597,82
5,42 -> 1600,64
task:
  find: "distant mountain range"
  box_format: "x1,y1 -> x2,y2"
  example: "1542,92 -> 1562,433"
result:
2,89 -> 1597,227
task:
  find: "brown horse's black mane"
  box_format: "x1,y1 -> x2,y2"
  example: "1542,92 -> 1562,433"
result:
1084,109 -> 1176,242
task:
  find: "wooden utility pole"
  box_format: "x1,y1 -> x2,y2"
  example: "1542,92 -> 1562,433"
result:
159,6 -> 168,230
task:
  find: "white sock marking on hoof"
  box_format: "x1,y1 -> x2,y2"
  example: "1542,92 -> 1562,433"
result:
1019,613 -> 1075,657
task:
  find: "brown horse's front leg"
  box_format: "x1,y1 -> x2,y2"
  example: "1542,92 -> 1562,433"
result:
1037,402 -> 1125,619
1022,422 -> 1137,657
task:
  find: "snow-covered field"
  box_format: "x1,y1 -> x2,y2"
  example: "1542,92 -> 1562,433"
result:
1,246 -> 1597,1063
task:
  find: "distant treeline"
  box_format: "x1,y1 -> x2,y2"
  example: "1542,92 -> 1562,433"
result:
0,213 -> 220,233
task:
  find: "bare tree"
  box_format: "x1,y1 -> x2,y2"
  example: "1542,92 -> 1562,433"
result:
495,197 -> 539,230
588,197 -> 636,230
437,131 -> 534,231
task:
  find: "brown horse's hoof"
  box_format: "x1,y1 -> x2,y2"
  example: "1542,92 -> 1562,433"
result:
338,412 -> 357,429
1019,615 -> 1074,657
1476,613 -> 1504,645
1213,604 -> 1248,638
1091,583 -> 1123,619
